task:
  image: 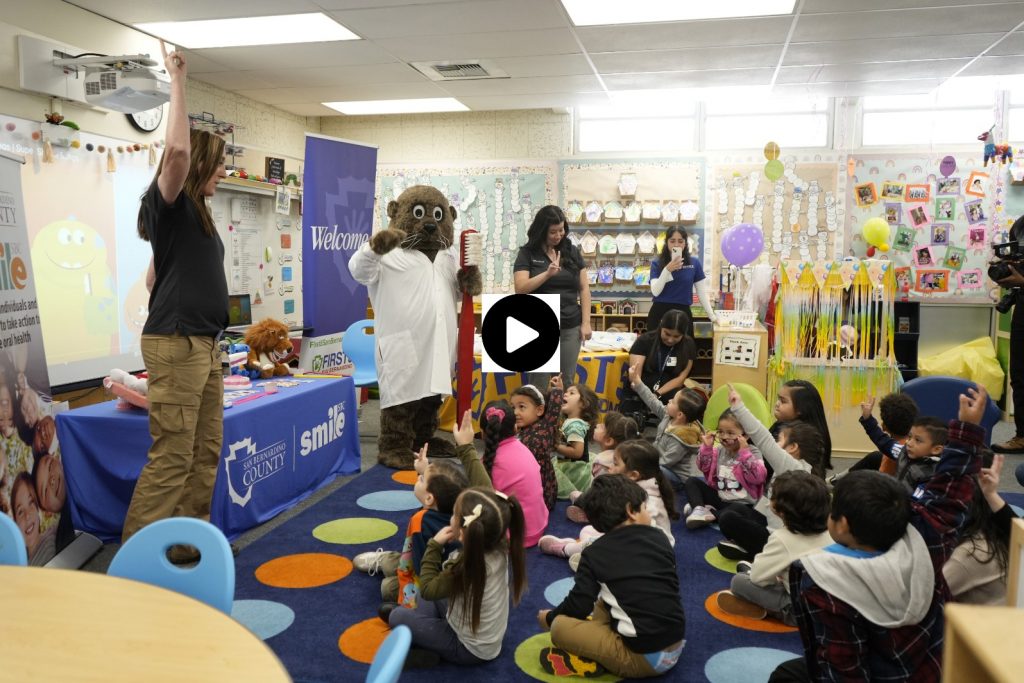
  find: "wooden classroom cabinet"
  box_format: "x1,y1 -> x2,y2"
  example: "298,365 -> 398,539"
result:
711,322 -> 769,395
943,604 -> 1024,683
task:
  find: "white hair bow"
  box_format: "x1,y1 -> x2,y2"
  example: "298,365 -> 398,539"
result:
462,503 -> 483,528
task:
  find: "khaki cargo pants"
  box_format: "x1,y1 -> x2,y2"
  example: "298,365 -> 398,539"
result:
121,333 -> 223,542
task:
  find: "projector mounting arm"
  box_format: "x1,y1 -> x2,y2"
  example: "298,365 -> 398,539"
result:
53,54 -> 160,72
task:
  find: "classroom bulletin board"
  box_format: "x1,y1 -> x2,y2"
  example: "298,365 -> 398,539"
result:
709,154 -> 844,289
376,162 -> 556,293
845,153 -> 1001,304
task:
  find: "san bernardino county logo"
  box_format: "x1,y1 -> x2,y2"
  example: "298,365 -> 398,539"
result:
224,437 -> 287,507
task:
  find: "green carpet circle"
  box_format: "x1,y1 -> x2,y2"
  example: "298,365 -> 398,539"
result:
704,547 -> 739,574
514,632 -> 621,682
312,517 -> 398,544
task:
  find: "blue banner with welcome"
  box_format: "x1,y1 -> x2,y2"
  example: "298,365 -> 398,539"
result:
301,134 -> 378,336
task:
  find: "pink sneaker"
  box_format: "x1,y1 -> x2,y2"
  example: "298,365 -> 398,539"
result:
539,535 -> 573,557
566,504 -> 589,524
568,490 -> 583,504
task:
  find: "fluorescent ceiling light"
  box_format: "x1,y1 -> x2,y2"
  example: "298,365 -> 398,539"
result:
322,98 -> 469,115
607,86 -> 772,107
135,13 -> 359,49
560,0 -> 796,26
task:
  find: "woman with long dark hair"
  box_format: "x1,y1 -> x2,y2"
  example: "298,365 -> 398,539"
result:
646,227 -> 716,336
513,205 -> 591,386
619,310 -> 697,427
121,42 -> 229,554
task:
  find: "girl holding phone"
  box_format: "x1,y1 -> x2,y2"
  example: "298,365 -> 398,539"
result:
646,227 -> 716,336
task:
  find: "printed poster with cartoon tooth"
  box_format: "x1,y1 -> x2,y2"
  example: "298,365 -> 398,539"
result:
0,151 -> 68,566
715,334 -> 760,368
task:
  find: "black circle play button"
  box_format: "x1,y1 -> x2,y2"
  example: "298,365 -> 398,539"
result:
481,294 -> 560,373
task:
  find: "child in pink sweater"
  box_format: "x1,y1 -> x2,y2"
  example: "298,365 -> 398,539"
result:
481,399 -> 549,547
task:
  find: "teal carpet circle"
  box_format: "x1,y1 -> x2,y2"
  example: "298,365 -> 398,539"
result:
357,490 -> 422,511
543,576 -> 575,607
705,647 -> 800,683
231,599 -> 295,640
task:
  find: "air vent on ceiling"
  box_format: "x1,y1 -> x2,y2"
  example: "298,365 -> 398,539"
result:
411,60 -> 509,82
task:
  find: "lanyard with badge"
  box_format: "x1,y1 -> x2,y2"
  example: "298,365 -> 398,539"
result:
652,344 -> 678,392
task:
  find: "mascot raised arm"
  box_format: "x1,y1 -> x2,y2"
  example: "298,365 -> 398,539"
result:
349,186 -> 481,469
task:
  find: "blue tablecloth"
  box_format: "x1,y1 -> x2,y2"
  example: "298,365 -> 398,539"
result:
56,377 -> 361,542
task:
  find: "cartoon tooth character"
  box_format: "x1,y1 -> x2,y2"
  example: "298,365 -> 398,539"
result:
121,273 -> 150,345
32,218 -> 116,362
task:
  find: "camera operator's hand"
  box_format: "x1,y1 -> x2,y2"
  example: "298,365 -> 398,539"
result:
996,264 -> 1024,288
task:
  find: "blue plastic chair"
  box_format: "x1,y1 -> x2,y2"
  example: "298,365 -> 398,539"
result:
343,319 -> 379,389
366,624 -> 411,683
108,517 -> 235,613
0,513 -> 28,566
900,376 -> 1002,446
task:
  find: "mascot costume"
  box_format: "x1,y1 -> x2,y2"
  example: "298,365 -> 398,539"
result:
349,186 -> 481,470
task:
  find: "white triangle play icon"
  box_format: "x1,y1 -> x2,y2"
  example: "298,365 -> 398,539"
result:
506,316 -> 540,353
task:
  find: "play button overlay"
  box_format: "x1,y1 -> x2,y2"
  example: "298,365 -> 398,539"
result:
481,294 -> 560,374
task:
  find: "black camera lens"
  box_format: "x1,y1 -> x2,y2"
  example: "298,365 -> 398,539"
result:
996,291 -> 1018,314
989,262 -> 1012,281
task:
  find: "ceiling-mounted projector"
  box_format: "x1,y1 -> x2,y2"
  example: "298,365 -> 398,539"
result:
83,66 -> 170,113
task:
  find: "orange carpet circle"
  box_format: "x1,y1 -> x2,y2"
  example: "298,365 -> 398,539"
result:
704,591 -> 798,633
255,553 -> 353,589
391,470 -> 418,486
339,617 -> 392,664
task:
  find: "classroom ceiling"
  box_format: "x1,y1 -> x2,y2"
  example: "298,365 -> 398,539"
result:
66,0 -> 1024,116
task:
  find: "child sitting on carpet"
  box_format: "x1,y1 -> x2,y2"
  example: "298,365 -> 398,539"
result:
537,475 -> 686,679
389,410 -> 527,668
354,442 -> 470,611
539,439 -> 678,567
769,385 -> 988,682
717,384 -> 826,562
554,382 -> 599,498
511,378 -> 562,511
832,393 -> 917,481
717,471 -> 831,625
480,400 -> 548,547
564,411 -> 639,523
771,379 -> 833,471
627,361 -> 705,490
859,397 -> 947,494
685,409 -> 766,529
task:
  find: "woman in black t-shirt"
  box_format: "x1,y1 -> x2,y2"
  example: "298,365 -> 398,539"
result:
623,309 -> 696,410
121,43 -> 230,553
513,206 -> 592,386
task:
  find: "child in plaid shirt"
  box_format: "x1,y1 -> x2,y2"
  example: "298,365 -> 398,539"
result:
770,385 -> 989,683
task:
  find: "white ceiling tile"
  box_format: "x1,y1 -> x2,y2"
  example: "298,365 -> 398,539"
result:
180,51 -> 233,74
327,0 -> 567,39
457,92 -> 612,111
603,69 -> 775,90
66,0 -> 323,23
770,66 -> 826,85
785,34 -> 1002,65
809,59 -> 971,83
251,63 -> 427,88
374,28 -> 579,61
437,75 -> 603,96
772,79 -> 944,97
192,71 -> 279,90
189,41 -> 398,70
315,0 -> 470,9
802,0 -> 1024,11
576,16 -> 794,52
274,103 -> 351,116
988,31 -> 1024,55
959,54 -> 1024,75
488,54 -> 593,78
236,81 -> 450,104
793,5 -> 1024,42
591,45 -> 784,74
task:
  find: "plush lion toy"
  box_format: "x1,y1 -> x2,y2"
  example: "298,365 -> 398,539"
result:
244,318 -> 293,379
348,185 -> 482,470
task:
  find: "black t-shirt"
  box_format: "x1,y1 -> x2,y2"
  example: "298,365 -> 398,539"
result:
629,330 -> 696,392
513,244 -> 585,328
141,184 -> 229,337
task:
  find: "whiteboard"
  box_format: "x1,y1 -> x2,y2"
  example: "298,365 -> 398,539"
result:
209,181 -> 303,330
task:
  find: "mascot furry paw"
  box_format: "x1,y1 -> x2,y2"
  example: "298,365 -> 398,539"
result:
244,319 -> 293,379
348,185 -> 480,470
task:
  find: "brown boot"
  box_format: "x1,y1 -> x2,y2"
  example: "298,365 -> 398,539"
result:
992,435 -> 1024,454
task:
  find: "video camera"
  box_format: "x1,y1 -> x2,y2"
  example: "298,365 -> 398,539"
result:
988,239 -> 1024,313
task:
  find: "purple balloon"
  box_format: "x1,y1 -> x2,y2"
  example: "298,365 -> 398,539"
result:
721,223 -> 764,267
940,155 -> 956,177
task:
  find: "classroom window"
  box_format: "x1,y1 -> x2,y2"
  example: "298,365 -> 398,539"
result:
576,116 -> 696,152
862,84 -> 994,146
704,97 -> 830,149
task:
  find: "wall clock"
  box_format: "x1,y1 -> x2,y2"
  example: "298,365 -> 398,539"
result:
127,106 -> 164,133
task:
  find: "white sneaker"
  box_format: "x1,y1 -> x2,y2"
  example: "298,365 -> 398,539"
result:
686,505 -> 716,530
568,552 -> 582,572
354,548 -> 400,576
682,503 -> 692,517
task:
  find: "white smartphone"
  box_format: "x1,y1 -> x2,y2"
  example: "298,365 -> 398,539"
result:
671,247 -> 682,259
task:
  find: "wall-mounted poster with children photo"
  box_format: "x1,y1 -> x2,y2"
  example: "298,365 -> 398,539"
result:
0,154 -> 68,566
846,154 -> 997,303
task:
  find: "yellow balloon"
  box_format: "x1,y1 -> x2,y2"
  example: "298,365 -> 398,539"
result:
879,243 -> 890,252
862,217 -> 890,248
764,141 -> 780,161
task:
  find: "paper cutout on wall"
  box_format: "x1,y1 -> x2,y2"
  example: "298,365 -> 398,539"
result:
716,334 -> 760,368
